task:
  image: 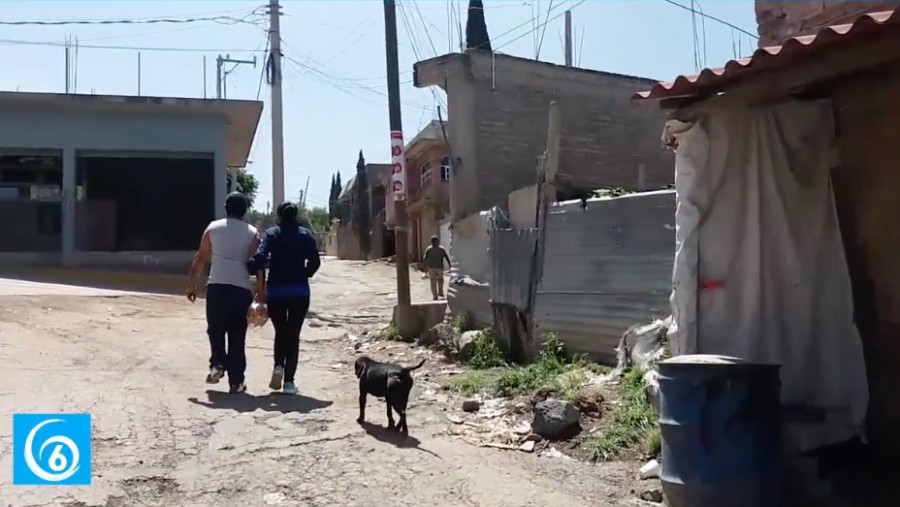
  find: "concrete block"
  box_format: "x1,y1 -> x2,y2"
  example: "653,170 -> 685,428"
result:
392,300 -> 447,339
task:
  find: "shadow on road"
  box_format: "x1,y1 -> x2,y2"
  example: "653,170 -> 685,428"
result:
188,390 -> 333,414
358,420 -> 441,459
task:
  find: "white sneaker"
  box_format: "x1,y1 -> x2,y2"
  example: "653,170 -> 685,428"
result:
269,366 -> 284,390
282,382 -> 298,395
206,366 -> 225,384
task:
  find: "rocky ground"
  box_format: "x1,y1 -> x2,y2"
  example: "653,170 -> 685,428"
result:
0,259 -> 654,507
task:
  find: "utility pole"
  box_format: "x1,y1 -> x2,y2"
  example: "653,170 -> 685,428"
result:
137,52 -> 142,96
268,0 -> 286,207
203,56 -> 208,99
302,175 -> 310,210
383,0 -> 413,336
564,10 -> 573,67
215,54 -> 257,100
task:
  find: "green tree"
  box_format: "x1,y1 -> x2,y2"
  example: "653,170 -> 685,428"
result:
300,205 -> 330,235
328,173 -> 339,220
466,0 -> 492,52
353,151 -> 371,257
235,169 -> 259,207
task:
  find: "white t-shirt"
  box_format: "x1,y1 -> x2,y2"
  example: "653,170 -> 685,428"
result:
205,218 -> 258,290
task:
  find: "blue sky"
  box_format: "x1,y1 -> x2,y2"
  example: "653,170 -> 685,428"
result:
0,1 -> 756,210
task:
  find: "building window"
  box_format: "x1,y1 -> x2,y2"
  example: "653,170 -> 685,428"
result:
421,163 -> 433,189
440,156 -> 451,182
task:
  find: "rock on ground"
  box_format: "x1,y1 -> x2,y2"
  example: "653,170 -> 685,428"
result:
419,321 -> 458,352
532,398 -> 582,439
573,384 -> 605,417
458,330 -> 482,361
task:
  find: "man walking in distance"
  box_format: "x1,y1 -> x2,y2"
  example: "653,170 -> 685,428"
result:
423,235 -> 451,300
187,192 -> 259,394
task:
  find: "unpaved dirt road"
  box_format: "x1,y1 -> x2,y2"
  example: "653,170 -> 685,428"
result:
0,260 -> 639,507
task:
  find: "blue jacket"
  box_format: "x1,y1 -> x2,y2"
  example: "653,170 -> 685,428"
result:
248,224 -> 321,301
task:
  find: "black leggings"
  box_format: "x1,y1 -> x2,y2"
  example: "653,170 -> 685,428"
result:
267,297 -> 310,383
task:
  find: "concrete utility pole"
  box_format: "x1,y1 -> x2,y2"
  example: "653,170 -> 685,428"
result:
564,10 -> 573,67
215,54 -> 257,100
268,0 -> 286,207
383,0 -> 413,337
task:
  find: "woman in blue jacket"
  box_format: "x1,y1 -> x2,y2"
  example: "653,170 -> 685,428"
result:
249,201 -> 321,395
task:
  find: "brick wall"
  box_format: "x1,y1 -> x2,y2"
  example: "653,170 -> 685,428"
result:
415,52 -> 673,221
755,1 -> 900,47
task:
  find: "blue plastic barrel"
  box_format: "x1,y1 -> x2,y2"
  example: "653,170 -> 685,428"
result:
658,355 -> 784,507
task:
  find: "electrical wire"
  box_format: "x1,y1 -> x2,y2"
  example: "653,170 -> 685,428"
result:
494,0 -> 584,52
0,9 -> 265,27
491,0 -> 575,51
281,53 -> 426,114
411,0 -> 440,57
535,0 -> 555,60
0,38 -> 265,53
398,0 -> 446,111
661,0 -> 757,39
257,37 -> 271,101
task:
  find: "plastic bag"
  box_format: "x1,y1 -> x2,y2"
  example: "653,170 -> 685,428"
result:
247,302 -> 269,328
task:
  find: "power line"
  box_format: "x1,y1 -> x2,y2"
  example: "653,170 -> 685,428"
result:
492,0 -> 576,50
280,54 -> 427,114
0,10 -> 265,27
0,38 -> 265,53
495,0 -> 584,51
661,0 -> 757,39
398,0 -> 446,111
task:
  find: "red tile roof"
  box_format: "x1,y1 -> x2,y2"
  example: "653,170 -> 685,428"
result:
634,8 -> 900,101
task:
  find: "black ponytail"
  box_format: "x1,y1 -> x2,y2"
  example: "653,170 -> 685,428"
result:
276,201 -> 299,228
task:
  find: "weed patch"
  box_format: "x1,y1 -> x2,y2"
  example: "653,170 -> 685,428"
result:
585,367 -> 659,461
377,322 -> 403,341
448,333 -> 601,399
465,329 -> 506,369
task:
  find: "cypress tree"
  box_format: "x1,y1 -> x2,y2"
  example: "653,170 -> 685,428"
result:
465,0 -> 492,52
353,152 -> 371,258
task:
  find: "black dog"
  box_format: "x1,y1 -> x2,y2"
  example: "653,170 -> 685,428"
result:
354,355 -> 426,435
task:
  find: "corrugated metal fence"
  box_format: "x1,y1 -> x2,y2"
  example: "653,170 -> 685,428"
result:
487,190 -> 675,364
533,190 -> 675,363
489,228 -> 538,309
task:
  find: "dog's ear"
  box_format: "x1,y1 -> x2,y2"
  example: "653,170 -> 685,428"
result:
354,358 -> 366,378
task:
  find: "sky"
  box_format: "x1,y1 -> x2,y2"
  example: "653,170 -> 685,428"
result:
0,0 -> 757,210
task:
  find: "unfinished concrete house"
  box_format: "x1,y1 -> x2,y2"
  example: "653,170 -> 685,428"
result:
413,51 -> 673,221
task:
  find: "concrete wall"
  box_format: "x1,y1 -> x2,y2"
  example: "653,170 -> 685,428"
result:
446,210 -> 493,326
508,184 -> 537,229
415,52 -> 674,221
0,107 -> 229,263
0,200 -> 62,253
832,62 -> 900,452
755,1 -> 899,46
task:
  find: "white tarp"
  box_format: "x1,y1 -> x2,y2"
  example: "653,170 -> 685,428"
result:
666,99 -> 868,452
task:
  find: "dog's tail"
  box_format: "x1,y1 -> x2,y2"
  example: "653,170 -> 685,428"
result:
404,359 -> 427,372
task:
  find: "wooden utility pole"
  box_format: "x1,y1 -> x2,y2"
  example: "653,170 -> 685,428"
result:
564,10 -> 573,67
383,0 -> 413,336
268,0 -> 286,206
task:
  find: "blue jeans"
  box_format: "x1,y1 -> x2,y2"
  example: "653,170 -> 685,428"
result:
206,284 -> 253,386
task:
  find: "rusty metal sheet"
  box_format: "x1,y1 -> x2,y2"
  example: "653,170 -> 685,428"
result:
490,227 -> 538,310
533,190 -> 676,364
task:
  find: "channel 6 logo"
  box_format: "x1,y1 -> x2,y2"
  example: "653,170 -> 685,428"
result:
12,414 -> 91,485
